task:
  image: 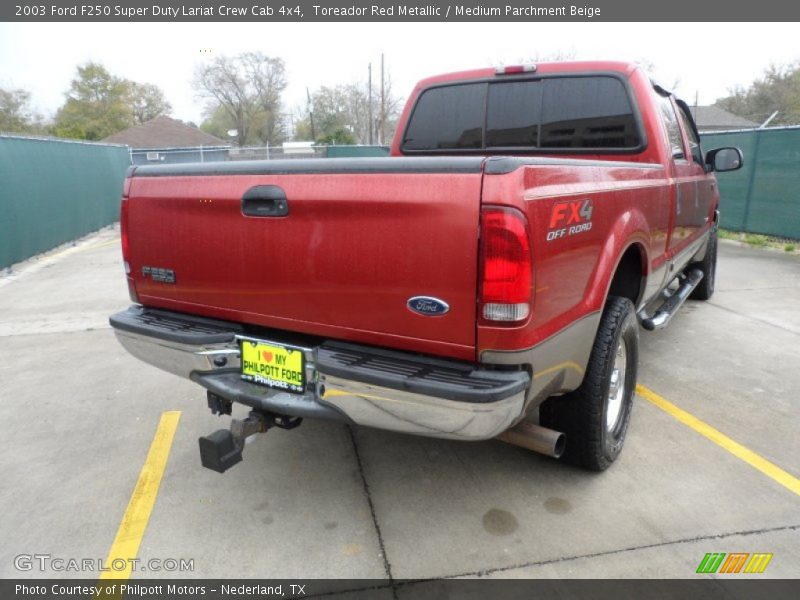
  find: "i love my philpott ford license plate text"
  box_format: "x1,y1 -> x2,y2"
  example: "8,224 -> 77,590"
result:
240,339 -> 305,394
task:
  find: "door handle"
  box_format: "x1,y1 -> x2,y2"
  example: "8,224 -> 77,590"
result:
241,185 -> 289,217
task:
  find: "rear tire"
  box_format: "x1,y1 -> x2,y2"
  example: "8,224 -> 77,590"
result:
540,296 -> 638,471
689,230 -> 717,301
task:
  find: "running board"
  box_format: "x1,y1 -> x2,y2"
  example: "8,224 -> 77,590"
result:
639,269 -> 704,331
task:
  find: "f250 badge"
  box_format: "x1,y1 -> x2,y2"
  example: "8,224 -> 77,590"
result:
547,198 -> 594,241
141,266 -> 176,284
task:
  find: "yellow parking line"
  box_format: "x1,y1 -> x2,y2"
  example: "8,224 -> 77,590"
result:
636,384 -> 800,497
87,239 -> 120,251
99,411 -> 181,580
33,238 -> 118,263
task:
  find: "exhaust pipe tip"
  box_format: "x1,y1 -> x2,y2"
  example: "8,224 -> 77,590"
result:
552,431 -> 566,459
498,420 -> 565,459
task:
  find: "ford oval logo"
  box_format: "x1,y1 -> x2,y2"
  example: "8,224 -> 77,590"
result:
407,296 -> 450,316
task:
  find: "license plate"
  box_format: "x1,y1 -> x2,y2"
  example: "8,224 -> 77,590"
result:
240,338 -> 306,394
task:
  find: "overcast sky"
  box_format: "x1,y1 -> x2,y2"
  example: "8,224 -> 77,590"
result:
1,22 -> 798,126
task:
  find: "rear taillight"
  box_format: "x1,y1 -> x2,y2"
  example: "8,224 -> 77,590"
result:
479,207 -> 532,323
120,192 -> 139,303
120,196 -> 130,274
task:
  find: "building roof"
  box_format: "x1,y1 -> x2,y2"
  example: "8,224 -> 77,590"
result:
102,116 -> 229,148
691,106 -> 758,131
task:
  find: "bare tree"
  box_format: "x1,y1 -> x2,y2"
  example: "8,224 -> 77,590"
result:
634,59 -> 681,94
515,50 -> 578,63
244,52 -> 288,144
194,53 -> 287,146
194,55 -> 254,146
127,82 -> 171,124
715,62 -> 800,125
295,66 -> 403,145
374,74 -> 402,144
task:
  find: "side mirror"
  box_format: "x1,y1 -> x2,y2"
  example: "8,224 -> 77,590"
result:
705,147 -> 743,172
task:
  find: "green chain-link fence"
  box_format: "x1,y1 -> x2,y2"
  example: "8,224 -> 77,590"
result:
0,135 -> 131,269
700,126 -> 800,239
325,145 -> 390,158
1,129 -> 797,270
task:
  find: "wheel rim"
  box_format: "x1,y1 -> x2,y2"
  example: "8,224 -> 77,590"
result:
606,337 -> 627,433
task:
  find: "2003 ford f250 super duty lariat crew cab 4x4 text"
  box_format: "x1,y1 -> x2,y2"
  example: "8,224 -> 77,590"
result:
110,61 -> 743,473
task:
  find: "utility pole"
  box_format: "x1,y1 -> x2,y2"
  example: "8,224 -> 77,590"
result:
368,63 -> 374,145
306,87 -> 315,141
380,53 -> 385,145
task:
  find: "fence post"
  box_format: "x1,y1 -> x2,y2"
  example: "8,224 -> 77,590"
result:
742,129 -> 762,232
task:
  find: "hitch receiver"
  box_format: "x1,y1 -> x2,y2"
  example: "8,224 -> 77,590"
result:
199,410 -> 272,473
199,430 -> 242,473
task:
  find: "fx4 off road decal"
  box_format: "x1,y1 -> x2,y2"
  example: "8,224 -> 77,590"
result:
547,199 -> 594,241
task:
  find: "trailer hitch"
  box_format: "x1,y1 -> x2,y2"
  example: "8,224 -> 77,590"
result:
198,410 -> 271,473
198,406 -> 304,473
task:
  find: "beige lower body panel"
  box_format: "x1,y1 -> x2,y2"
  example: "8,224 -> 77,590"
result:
480,311 -> 603,420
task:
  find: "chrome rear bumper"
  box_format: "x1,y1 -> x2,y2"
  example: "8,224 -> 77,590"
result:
111,307 -> 528,441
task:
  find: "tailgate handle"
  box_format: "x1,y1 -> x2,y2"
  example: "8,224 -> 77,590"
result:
241,185 -> 289,217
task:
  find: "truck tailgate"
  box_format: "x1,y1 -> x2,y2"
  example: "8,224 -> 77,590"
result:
125,158 -> 485,361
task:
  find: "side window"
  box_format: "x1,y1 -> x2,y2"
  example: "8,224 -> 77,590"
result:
657,94 -> 684,160
539,77 -> 641,148
676,105 -> 703,165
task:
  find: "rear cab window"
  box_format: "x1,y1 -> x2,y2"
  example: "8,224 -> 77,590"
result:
403,83 -> 486,150
402,75 -> 644,153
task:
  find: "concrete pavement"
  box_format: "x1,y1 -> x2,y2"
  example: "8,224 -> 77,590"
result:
1,230 -> 797,581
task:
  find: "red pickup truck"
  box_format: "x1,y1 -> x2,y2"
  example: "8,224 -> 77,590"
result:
110,61 -> 742,473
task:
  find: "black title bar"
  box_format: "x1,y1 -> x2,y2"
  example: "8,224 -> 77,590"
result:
4,0 -> 800,22
3,579 -> 800,599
